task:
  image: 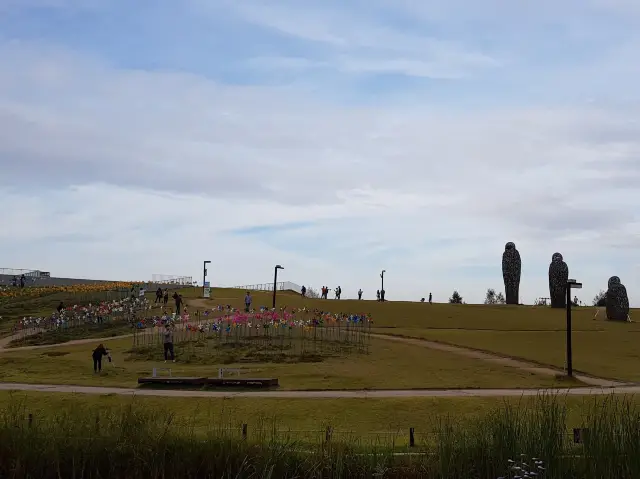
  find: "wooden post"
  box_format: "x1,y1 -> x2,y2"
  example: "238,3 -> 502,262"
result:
95,415 -> 100,433
242,423 -> 247,440
28,414 -> 33,428
409,427 -> 415,447
325,426 -> 333,443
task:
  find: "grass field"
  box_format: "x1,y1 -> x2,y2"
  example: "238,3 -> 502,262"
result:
1,390 -> 634,441
1,285 -> 636,388
2,391 -> 640,478
0,333 -> 570,389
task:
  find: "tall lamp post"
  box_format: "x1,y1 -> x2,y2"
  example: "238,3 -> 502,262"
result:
202,260 -> 211,298
565,278 -> 582,377
380,269 -> 386,302
272,265 -> 284,309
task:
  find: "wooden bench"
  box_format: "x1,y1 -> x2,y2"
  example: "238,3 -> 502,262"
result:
137,376 -> 278,388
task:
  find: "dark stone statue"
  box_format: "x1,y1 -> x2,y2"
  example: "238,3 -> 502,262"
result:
501,242 -> 521,305
548,253 -> 569,308
606,276 -> 630,321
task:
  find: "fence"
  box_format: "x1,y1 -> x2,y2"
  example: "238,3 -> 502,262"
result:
232,281 -> 303,294
151,275 -> 194,285
13,412 -> 591,450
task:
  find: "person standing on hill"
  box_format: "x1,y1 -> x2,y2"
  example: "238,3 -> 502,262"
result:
20,275 -> 25,288
163,324 -> 175,362
301,285 -> 306,297
244,291 -> 252,312
155,287 -> 163,303
163,289 -> 169,306
358,289 -> 363,300
380,289 -> 385,302
92,344 -> 109,373
172,292 -> 183,316
376,290 -> 380,301
428,292 -> 432,304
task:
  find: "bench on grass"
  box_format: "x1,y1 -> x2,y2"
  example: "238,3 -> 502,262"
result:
137,376 -> 278,388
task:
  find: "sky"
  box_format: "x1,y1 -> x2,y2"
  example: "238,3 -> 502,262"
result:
1,0 -> 639,305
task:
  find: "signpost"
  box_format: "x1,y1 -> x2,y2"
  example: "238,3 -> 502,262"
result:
203,281 -> 211,299
566,279 -> 583,377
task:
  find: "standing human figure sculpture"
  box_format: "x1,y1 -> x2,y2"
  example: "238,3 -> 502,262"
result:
501,242 -> 521,305
606,276 -> 630,321
548,252 -> 569,308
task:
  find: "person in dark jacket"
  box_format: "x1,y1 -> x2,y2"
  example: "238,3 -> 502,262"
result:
92,344 -> 109,373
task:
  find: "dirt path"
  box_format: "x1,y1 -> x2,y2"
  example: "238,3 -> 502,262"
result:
0,382 -> 638,398
0,332 -> 134,353
371,333 -> 627,388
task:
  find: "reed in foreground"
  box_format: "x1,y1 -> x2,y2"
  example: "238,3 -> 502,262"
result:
0,393 -> 639,478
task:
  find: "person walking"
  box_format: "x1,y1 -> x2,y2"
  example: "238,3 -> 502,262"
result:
244,291 -> 252,312
163,289 -> 169,306
358,289 -> 363,300
163,324 -> 175,362
92,344 -> 109,373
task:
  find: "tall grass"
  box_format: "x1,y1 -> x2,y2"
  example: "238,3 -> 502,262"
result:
0,393 -> 638,478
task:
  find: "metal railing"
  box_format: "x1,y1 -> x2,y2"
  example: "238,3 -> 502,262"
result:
151,275 -> 194,285
231,281 -> 303,294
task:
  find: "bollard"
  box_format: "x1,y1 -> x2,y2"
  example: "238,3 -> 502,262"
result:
242,424 -> 247,441
409,427 -> 415,447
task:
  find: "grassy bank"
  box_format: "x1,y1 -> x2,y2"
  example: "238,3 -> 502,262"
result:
0,335 -> 571,389
1,392 -> 640,478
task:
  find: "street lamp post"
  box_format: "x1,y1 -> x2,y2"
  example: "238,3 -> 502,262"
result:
272,265 -> 284,309
202,261 -> 211,298
380,270 -> 386,302
565,278 -> 582,377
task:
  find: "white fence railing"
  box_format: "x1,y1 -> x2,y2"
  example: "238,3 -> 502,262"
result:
232,281 -> 302,294
0,268 -> 50,278
151,274 -> 194,285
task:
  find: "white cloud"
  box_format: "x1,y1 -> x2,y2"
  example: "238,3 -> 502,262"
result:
0,2 -> 639,306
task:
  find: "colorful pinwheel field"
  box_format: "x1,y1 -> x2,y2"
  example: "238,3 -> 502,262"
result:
131,305 -> 372,360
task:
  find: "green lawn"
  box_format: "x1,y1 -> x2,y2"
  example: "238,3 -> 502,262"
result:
0,334 -> 572,390
376,323 -> 640,382
1,390 -> 637,443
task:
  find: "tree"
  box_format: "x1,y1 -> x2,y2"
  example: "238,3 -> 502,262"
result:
484,288 -> 496,304
306,286 -> 320,299
485,288 -> 506,305
449,290 -> 463,304
593,290 -> 606,307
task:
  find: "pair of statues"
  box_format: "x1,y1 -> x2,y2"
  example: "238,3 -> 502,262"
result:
501,243 -> 629,320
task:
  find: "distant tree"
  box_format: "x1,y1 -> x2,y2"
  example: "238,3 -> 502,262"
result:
484,288 -> 496,304
485,288 -> 506,305
593,290 -> 607,307
449,290 -> 463,304
306,287 -> 320,299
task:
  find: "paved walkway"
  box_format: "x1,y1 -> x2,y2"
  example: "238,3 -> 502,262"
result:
0,382 -> 638,398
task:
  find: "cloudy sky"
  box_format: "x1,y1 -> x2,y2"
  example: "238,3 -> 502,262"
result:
1,0 -> 639,305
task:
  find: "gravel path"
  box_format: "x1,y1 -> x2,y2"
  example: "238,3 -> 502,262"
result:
0,382 -> 637,398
